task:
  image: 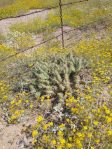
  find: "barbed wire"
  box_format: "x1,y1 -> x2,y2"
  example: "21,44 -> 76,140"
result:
66,14 -> 112,40
0,26 -> 81,63
0,0 -> 89,63
1,13 -> 112,63
0,0 -> 111,76
0,25 -> 85,80
0,15 -> 111,80
0,0 -> 88,21
0,33 -> 63,63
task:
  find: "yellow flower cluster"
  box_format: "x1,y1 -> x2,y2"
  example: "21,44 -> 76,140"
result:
29,90 -> 111,148
0,0 -> 57,19
0,44 -> 15,60
6,91 -> 34,124
0,81 -> 9,103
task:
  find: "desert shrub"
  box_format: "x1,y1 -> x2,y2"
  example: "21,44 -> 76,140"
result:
18,53 -> 87,99
5,31 -> 35,50
0,44 -> 15,60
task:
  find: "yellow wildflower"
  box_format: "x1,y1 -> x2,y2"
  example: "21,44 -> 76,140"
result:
43,124 -> 48,131
87,133 -> 92,138
36,116 -> 43,123
32,130 -> 38,138
106,116 -> 112,123
57,146 -> 62,149
107,130 -> 112,136
66,143 -> 72,148
30,104 -> 33,108
93,121 -> 99,126
60,138 -> 66,145
83,126 -> 88,130
51,139 -> 56,145
58,131 -> 63,137
95,139 -> 100,144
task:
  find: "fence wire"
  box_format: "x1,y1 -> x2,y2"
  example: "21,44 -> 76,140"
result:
0,0 -> 88,21
0,0 -> 88,63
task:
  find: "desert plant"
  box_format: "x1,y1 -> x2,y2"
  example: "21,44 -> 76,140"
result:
5,31 -> 35,50
22,53 -> 87,99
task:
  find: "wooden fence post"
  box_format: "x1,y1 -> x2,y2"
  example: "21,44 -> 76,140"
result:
59,0 -> 65,48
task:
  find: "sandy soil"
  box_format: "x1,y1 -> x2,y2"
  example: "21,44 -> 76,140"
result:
0,112 -> 36,149
0,9 -> 51,35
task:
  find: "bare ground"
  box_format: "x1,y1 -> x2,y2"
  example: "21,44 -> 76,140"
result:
0,9 -> 51,35
0,112 -> 36,149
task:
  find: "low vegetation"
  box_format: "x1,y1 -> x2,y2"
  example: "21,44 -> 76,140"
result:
10,0 -> 112,35
1,35 -> 112,148
0,0 -> 74,19
0,0 -> 112,149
